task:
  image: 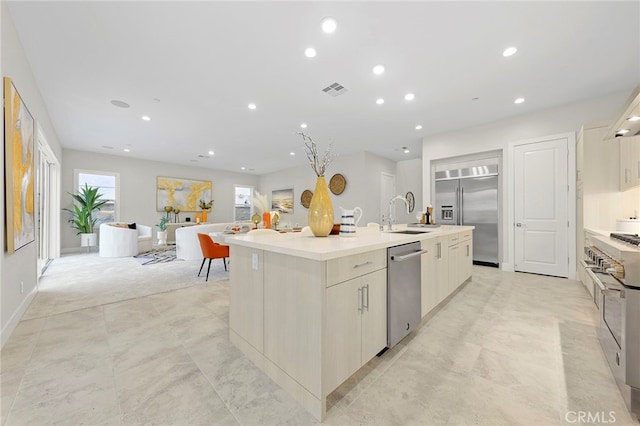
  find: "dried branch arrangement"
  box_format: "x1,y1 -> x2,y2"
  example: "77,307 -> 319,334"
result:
298,132 -> 335,177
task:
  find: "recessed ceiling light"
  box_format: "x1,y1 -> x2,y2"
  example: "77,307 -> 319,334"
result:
373,65 -> 385,75
290,152 -> 295,156
304,48 -> 317,58
514,97 -> 525,104
503,47 -> 518,57
321,17 -> 337,34
248,103 -> 257,110
415,125 -> 423,130
617,129 -> 630,135
376,98 -> 384,105
300,123 -> 307,129
110,100 -> 130,108
628,116 -> 640,122
404,93 -> 415,101
123,148 -> 130,152
403,148 -> 410,154
241,166 -> 246,170
141,115 -> 151,121
208,150 -> 214,155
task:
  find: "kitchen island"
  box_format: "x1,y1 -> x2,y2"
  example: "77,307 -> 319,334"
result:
224,225 -> 474,421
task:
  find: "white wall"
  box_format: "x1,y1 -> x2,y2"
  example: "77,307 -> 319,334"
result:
258,151 -> 399,227
61,149 -> 259,251
422,91 -> 629,270
1,3 -> 64,346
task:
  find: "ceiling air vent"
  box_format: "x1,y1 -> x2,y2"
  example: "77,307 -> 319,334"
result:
197,154 -> 210,158
322,82 -> 348,97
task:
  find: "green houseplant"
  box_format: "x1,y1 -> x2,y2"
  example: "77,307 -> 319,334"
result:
63,183 -> 108,247
155,216 -> 170,245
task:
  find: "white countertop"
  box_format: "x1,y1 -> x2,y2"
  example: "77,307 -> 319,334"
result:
222,225 -> 475,261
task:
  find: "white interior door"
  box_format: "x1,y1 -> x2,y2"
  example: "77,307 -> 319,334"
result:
380,173 -> 396,224
514,137 -> 569,278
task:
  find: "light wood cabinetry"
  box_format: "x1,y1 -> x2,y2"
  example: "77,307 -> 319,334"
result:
421,230 -> 471,318
325,268 -> 386,393
229,245 -> 264,352
620,135 -> 640,191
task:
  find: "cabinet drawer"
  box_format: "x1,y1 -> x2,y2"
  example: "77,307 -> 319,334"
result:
459,230 -> 472,242
447,233 -> 460,246
326,249 -> 387,287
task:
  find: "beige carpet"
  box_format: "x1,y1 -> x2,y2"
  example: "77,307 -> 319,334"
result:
24,251 -> 229,320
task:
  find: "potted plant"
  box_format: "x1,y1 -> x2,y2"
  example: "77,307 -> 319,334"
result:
63,183 -> 108,248
155,216 -> 170,245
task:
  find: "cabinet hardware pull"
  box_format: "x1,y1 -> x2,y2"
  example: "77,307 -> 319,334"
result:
437,242 -> 441,259
357,287 -> 363,313
353,261 -> 373,269
466,245 -> 469,256
361,284 -> 369,312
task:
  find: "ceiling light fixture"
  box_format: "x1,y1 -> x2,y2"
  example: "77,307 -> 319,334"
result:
628,116 -> 640,122
321,17 -> 337,33
300,123 -> 307,128
503,47 -> 518,57
208,150 -> 214,155
241,166 -> 246,170
141,115 -> 151,121
404,93 -> 415,101
373,65 -> 385,75
402,147 -> 410,154
248,103 -> 257,110
123,148 -> 130,152
617,129 -> 630,135
304,47 -> 317,58
290,152 -> 295,156
514,97 -> 525,104
415,125 -> 423,130
110,100 -> 130,108
376,98 -> 384,105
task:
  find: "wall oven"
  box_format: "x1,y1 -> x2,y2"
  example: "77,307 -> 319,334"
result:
585,233 -> 640,421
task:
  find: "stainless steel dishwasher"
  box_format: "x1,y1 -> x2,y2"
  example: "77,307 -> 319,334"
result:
387,241 -> 427,348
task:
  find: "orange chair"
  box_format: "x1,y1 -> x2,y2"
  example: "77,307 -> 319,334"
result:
197,233 -> 230,281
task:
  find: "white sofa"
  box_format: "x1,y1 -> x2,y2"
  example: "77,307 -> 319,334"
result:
99,223 -> 153,257
175,223 -> 239,260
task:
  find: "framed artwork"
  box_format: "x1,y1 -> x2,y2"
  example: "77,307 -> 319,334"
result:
156,176 -> 212,212
271,188 -> 294,213
4,77 -> 36,254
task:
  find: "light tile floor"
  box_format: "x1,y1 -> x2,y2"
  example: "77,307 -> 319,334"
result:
1,258 -> 638,425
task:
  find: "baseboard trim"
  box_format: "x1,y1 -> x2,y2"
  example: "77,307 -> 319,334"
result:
1,288 -> 37,348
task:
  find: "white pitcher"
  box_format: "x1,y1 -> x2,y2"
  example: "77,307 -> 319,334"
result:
339,206 -> 363,236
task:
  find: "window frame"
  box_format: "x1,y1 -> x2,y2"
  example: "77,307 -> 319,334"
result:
74,169 -> 120,223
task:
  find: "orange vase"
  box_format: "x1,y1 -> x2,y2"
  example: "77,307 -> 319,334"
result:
262,212 -> 271,229
196,213 -> 201,223
202,209 -> 208,223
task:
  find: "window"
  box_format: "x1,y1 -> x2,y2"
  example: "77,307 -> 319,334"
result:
75,169 -> 119,225
234,185 -> 253,222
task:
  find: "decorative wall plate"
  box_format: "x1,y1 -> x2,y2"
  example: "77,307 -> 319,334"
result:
329,173 -> 347,195
405,191 -> 415,213
301,189 -> 313,208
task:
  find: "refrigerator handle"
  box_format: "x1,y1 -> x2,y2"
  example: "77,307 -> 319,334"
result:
460,187 -> 464,225
455,186 -> 460,225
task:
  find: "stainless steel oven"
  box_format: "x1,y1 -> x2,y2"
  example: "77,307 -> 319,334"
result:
587,233 -> 640,421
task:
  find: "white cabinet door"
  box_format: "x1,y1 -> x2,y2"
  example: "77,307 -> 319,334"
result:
361,269 -> 387,363
448,243 -> 460,292
435,237 -> 449,305
325,277 -> 362,393
420,238 -> 437,317
229,246 -> 264,351
620,136 -> 640,190
461,237 -> 473,283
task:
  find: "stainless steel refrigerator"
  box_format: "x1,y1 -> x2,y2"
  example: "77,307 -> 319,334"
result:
434,165 -> 499,266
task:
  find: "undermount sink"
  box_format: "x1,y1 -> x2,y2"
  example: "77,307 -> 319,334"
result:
391,230 -> 430,234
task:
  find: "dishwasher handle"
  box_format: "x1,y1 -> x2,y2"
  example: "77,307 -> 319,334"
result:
390,249 -> 428,262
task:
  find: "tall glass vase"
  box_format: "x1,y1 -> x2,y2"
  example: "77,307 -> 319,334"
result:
308,176 -> 334,237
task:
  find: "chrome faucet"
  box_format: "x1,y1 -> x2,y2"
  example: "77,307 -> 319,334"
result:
387,195 -> 410,230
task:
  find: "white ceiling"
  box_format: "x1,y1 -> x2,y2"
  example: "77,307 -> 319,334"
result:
7,1 -> 640,174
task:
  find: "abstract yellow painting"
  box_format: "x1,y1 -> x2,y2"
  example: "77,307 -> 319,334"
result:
156,176 -> 212,212
3,77 -> 35,253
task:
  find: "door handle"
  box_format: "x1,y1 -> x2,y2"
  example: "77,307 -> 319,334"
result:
516,223 -> 524,227
358,287 -> 363,313
363,284 -> 369,311
437,242 -> 441,259
455,187 -> 460,225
